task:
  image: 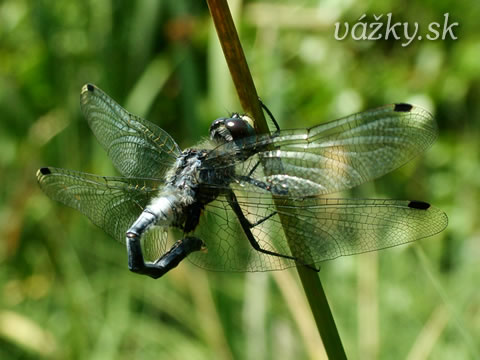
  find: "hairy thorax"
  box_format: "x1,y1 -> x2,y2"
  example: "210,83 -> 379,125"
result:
146,149 -> 210,230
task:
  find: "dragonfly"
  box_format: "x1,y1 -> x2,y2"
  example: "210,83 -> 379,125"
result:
37,84 -> 448,278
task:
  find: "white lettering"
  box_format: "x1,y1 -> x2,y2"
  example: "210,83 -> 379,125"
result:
402,22 -> 419,47
442,13 -> 458,40
427,22 -> 441,40
334,22 -> 349,40
351,14 -> 368,40
368,14 -> 383,40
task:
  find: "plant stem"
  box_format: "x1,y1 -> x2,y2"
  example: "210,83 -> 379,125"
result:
206,0 -> 268,134
206,0 -> 347,358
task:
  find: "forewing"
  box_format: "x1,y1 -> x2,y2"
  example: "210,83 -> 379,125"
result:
187,190 -> 448,272
204,104 -> 437,197
80,84 -> 181,179
36,167 -> 167,261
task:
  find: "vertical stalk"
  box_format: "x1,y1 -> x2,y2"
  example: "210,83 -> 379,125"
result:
206,0 -> 268,134
205,1 -> 347,359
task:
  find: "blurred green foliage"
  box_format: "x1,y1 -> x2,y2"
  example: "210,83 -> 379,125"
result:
0,0 -> 479,359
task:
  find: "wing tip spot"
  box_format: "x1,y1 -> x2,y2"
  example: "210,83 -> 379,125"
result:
394,103 -> 413,112
82,83 -> 95,94
39,167 -> 51,176
408,200 -> 430,210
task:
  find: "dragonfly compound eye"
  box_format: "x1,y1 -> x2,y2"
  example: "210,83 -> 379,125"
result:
209,115 -> 255,143
225,117 -> 255,141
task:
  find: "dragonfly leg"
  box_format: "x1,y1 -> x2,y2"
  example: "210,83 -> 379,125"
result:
228,182 -> 279,229
236,175 -> 288,195
249,210 -> 277,228
126,210 -> 203,278
258,98 -> 280,132
226,189 -> 299,262
247,160 -> 261,177
226,189 -> 319,271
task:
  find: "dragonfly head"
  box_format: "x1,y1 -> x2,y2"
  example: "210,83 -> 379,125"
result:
209,113 -> 255,144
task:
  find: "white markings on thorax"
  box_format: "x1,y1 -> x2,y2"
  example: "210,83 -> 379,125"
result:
146,150 -> 203,227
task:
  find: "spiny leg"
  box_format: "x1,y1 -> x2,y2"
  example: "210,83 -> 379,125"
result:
235,172 -> 284,227
235,168 -> 287,228
247,160 -> 261,177
254,101 -> 318,271
250,210 -> 277,228
236,175 -> 289,196
126,210 -> 203,279
258,98 -> 280,131
226,189 -> 317,271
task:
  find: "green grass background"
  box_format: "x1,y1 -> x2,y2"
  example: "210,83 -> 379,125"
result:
0,0 -> 479,359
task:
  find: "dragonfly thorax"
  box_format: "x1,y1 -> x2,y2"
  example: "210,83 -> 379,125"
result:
147,149 -> 208,229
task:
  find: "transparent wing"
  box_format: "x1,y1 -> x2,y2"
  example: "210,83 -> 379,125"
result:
188,190 -> 448,272
203,104 -> 437,197
80,84 -> 181,179
36,167 -> 167,261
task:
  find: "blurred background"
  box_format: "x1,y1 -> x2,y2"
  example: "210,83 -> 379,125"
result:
0,0 -> 479,359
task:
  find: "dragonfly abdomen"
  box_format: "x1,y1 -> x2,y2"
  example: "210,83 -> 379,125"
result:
147,194 -> 180,226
